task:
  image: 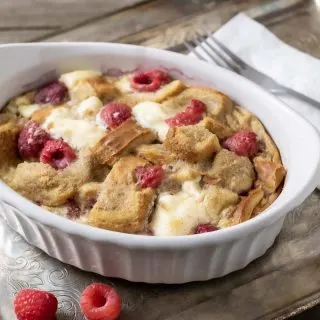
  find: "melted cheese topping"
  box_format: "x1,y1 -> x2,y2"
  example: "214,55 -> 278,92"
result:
77,96 -> 103,120
42,101 -> 105,150
150,180 -> 211,236
115,75 -> 133,94
133,101 -> 177,141
59,70 -> 101,89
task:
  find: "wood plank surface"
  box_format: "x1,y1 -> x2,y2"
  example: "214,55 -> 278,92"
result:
117,0 -> 306,50
0,0 -> 149,28
40,0 -> 217,42
0,0 -> 149,42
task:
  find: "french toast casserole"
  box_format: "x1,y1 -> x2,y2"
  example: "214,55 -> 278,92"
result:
0,68 -> 286,236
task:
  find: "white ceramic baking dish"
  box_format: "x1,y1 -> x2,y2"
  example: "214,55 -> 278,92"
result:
0,43 -> 319,284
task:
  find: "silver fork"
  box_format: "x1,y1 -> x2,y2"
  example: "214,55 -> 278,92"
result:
185,32 -> 320,110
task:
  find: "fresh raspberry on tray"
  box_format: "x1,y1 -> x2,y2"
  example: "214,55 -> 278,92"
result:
14,289 -> 58,320
80,283 -> 122,320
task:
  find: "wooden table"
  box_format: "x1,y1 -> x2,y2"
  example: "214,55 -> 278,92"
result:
1,1 -> 320,319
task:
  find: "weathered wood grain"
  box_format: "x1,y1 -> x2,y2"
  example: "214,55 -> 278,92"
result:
117,0 -> 306,50
0,29 -> 53,43
39,0 -> 218,42
268,2 -> 320,58
38,0 -> 305,51
0,0 -> 149,28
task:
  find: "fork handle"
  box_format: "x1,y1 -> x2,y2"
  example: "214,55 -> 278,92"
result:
271,86 -> 320,110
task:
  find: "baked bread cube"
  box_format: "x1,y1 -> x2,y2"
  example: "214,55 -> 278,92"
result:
6,162 -> 77,206
164,125 -> 221,162
0,121 -> 21,173
203,185 -> 239,224
0,113 -> 18,125
136,144 -> 174,164
205,149 -> 255,194
201,116 -> 234,140
88,184 -> 155,233
70,76 -> 119,102
88,156 -> 155,233
5,148 -> 97,206
76,182 -> 101,211
103,155 -> 149,185
91,119 -> 156,166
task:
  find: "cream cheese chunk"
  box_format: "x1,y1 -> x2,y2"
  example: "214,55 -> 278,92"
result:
150,180 -> 210,236
59,70 -> 101,89
42,106 -> 105,150
77,96 -> 103,120
133,101 -> 177,141
150,180 -> 239,236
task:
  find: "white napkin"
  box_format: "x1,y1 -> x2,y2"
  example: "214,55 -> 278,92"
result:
189,13 -> 320,188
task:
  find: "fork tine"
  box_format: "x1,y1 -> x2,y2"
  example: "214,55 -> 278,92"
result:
206,32 -> 246,68
190,36 -> 225,67
184,40 -> 207,62
195,31 -> 240,72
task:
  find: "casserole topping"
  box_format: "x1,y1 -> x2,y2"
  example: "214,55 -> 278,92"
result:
0,68 -> 286,236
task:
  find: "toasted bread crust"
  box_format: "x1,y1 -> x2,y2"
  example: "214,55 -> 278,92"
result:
91,119 -> 156,166
232,187 -> 264,225
136,144 -> 174,164
204,149 -> 255,194
254,157 -> 286,193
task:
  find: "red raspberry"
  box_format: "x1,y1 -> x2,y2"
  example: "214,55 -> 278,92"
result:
166,99 -> 206,127
131,69 -> 170,92
14,289 -> 58,320
18,121 -> 50,160
194,224 -> 219,234
40,139 -> 76,169
34,81 -> 68,105
100,103 -> 132,129
136,165 -> 164,188
80,283 -> 121,320
222,131 -> 258,157
67,199 -> 82,219
186,99 -> 206,114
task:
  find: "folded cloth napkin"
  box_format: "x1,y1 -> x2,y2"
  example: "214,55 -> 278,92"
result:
189,13 -> 320,189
